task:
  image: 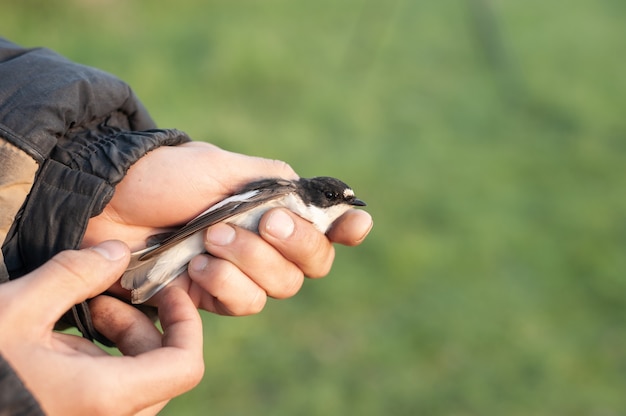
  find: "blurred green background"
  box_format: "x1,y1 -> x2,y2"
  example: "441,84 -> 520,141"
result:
3,0 -> 626,414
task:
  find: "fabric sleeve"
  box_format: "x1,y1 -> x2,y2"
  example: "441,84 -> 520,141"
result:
0,37 -> 191,277
0,37 -> 191,342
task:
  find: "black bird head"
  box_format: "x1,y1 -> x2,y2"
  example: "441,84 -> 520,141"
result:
298,177 -> 366,208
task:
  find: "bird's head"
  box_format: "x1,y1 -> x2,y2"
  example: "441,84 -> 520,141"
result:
298,176 -> 366,208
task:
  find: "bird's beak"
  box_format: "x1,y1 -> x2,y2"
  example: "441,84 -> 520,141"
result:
351,198 -> 367,207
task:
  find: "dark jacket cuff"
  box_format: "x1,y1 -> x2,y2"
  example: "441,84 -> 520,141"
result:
3,128 -> 190,278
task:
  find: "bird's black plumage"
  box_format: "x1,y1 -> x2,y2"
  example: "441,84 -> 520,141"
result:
296,177 -> 366,208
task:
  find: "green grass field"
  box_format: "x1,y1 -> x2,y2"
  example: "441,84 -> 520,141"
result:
3,0 -> 626,414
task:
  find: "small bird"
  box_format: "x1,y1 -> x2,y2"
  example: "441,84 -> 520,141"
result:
121,176 -> 366,303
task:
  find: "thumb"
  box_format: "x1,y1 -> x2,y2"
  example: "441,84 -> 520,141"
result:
214,148 -> 299,185
16,240 -> 130,326
180,142 -> 298,189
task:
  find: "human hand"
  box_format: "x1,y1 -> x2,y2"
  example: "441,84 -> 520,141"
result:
0,241 -> 204,416
83,142 -> 373,314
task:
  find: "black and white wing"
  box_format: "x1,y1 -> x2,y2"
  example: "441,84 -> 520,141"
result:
138,178 -> 297,261
121,178 -> 297,303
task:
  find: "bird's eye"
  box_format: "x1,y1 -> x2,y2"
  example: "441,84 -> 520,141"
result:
325,191 -> 337,200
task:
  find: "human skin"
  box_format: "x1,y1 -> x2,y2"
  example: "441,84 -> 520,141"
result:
0,241 -> 204,416
83,142 -> 373,315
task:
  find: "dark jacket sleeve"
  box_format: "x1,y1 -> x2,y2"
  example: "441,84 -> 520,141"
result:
0,354 -> 44,416
0,38 -> 190,341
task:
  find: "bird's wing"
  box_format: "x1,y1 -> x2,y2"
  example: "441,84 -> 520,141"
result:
138,179 -> 296,261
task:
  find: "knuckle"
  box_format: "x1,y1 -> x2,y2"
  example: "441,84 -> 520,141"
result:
49,250 -> 95,287
245,290 -> 268,315
287,222 -> 335,278
221,288 -> 267,316
267,159 -> 297,179
306,246 -> 336,279
207,260 -> 269,316
271,268 -> 304,299
207,259 -> 237,290
184,360 -> 205,389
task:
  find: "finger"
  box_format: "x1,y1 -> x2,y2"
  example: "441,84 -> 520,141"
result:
90,295 -> 162,356
181,142 -> 299,184
15,241 -> 130,326
187,254 -> 268,315
158,286 -> 204,352
259,208 -> 336,278
326,209 -> 373,246
215,152 -> 299,185
88,287 -> 204,413
50,332 -> 110,356
117,287 -> 204,407
201,223 -> 304,299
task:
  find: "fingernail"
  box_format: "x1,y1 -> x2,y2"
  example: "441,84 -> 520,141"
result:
207,223 -> 236,246
265,209 -> 295,240
190,255 -> 210,273
91,241 -> 128,261
354,210 -> 374,243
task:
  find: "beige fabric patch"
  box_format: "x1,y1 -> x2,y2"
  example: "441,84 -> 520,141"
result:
0,138 -> 38,246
